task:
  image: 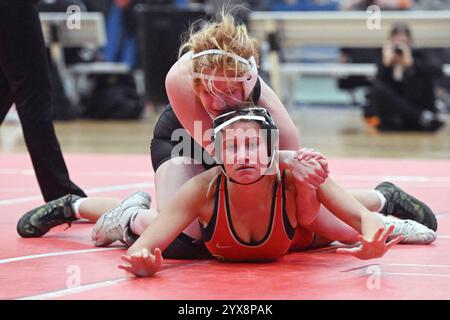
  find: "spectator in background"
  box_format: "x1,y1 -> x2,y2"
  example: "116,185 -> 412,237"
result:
337,0 -> 412,109
365,22 -> 446,131
102,0 -> 175,68
102,0 -> 138,68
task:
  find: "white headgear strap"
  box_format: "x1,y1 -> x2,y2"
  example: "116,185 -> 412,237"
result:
191,49 -> 258,99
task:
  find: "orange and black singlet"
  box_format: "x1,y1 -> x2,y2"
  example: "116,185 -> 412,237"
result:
201,171 -> 296,261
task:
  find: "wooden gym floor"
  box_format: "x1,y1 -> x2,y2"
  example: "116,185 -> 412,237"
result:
1,106 -> 449,159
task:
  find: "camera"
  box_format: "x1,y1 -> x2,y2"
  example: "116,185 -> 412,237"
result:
393,46 -> 403,56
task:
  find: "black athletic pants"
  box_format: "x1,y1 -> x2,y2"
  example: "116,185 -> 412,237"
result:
368,80 -> 440,131
0,0 -> 86,201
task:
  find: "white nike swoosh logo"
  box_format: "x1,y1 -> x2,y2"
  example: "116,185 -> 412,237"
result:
215,243 -> 234,249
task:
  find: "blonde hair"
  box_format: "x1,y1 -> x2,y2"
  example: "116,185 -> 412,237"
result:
179,11 -> 259,91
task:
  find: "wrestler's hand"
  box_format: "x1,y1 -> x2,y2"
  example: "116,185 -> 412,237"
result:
336,225 -> 403,260
289,159 -> 328,189
294,148 -> 329,174
119,248 -> 163,277
289,148 -> 328,189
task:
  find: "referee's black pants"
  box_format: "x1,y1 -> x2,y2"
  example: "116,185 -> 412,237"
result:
0,0 -> 86,201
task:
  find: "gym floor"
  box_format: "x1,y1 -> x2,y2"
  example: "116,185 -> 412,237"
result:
1,106 -> 449,299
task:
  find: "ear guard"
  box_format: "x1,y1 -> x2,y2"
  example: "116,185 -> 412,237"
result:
191,49 -> 258,99
211,107 -> 279,185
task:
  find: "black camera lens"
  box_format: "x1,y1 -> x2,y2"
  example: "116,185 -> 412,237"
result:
394,46 -> 403,55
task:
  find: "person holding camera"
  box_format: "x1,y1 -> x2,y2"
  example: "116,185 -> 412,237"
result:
366,22 -> 446,132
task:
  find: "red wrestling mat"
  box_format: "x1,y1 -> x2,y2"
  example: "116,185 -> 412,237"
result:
0,153 -> 449,300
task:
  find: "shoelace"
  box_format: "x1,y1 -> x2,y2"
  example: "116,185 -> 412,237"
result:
103,210 -> 125,239
38,202 -> 73,231
392,190 -> 416,211
391,220 -> 432,240
385,219 -> 412,237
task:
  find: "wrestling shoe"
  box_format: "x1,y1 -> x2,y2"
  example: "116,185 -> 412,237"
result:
383,216 -> 436,245
17,194 -> 82,238
375,182 -> 437,231
92,191 -> 151,246
123,225 -> 139,246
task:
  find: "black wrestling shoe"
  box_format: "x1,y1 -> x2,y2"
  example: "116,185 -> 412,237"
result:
375,182 -> 437,231
17,194 -> 82,238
